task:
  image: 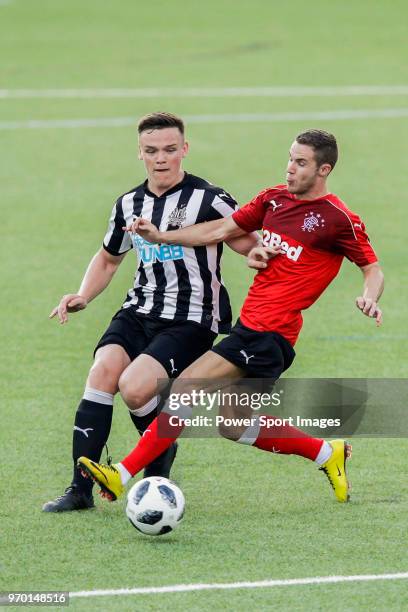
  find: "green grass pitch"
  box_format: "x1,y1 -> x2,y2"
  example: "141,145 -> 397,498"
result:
1,0 -> 407,610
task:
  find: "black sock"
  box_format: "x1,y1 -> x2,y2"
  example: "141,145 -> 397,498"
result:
72,398 -> 113,493
128,396 -> 178,479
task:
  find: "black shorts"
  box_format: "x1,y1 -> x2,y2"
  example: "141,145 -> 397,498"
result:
211,319 -> 295,379
94,307 -> 217,378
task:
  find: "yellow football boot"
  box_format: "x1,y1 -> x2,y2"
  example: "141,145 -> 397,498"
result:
77,457 -> 124,501
319,440 -> 352,503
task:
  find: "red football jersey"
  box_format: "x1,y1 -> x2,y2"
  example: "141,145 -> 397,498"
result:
232,184 -> 378,345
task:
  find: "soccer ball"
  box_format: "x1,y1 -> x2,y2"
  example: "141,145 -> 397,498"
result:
126,477 -> 185,536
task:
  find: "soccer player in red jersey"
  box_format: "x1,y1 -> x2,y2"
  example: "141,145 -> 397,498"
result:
79,129 -> 384,504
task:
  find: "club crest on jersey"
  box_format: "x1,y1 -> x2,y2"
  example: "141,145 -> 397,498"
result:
301,212 -> 325,233
167,206 -> 187,229
262,230 -> 303,261
132,234 -> 184,264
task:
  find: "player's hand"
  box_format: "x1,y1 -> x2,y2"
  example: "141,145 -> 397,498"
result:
355,296 -> 383,326
123,217 -> 161,243
49,294 -> 88,324
247,245 -> 282,270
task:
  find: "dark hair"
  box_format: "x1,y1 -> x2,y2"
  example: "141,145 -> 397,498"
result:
296,129 -> 338,170
138,112 -> 185,135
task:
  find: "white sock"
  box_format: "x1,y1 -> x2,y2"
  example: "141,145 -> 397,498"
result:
237,416 -> 260,445
129,395 -> 160,417
117,462 -> 132,485
83,387 -> 114,404
315,441 -> 333,465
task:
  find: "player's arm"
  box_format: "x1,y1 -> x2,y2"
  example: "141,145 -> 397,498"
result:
225,231 -> 261,256
124,216 -> 246,246
355,262 -> 384,326
49,248 -> 126,324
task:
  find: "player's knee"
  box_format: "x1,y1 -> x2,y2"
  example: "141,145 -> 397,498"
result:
118,375 -> 150,409
87,359 -> 119,393
217,421 -> 241,442
170,375 -> 196,398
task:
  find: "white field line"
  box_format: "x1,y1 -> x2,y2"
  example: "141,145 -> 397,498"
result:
70,572 -> 408,599
1,108 -> 408,130
1,86 -> 408,99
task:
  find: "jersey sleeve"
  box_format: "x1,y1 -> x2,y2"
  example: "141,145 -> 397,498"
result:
232,189 -> 269,232
103,199 -> 133,256
335,212 -> 378,267
209,191 -> 239,220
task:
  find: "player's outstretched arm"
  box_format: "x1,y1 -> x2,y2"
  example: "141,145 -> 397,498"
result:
49,248 -> 126,324
225,231 -> 261,256
124,216 -> 246,247
355,262 -> 384,326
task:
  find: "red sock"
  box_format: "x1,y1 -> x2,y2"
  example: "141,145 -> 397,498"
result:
121,412 -> 185,476
253,416 -> 323,461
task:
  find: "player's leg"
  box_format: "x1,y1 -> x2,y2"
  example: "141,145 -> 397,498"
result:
212,323 -> 351,502
116,320 -> 351,502
119,354 -> 177,479
78,321 -> 350,502
119,354 -> 168,408
71,345 -> 129,489
236,415 -> 351,501
128,396 -> 178,478
68,313 -> 211,489
43,307 -> 157,512
119,321 -> 218,478
82,309 -> 178,482
78,350 -> 243,499
42,344 -> 130,512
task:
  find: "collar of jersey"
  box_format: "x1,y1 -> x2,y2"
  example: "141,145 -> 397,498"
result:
144,172 -> 189,199
285,189 -> 334,204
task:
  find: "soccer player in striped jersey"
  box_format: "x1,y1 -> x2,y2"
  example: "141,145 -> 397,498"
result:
78,129 -> 384,505
43,112 -> 259,512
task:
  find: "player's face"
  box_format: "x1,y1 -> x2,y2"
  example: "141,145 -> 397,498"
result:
139,127 -> 189,195
286,142 -> 323,197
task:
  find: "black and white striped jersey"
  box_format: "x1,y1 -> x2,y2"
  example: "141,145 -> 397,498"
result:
103,173 -> 238,334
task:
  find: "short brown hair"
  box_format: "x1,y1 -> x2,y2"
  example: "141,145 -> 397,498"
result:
138,112 -> 184,135
296,129 -> 338,170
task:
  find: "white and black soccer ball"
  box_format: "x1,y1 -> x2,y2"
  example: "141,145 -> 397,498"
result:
126,477 -> 185,536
